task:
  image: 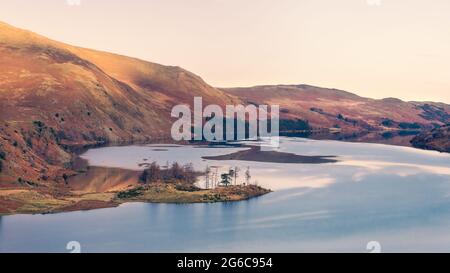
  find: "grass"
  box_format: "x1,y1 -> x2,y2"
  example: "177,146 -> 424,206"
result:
115,183 -> 270,204
116,186 -> 144,199
3,190 -> 71,214
0,181 -> 271,215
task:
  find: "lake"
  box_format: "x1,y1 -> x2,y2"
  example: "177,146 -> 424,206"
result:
1,137 -> 450,252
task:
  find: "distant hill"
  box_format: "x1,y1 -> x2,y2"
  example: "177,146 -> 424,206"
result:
411,125 -> 450,153
222,85 -> 450,131
1,21 -> 450,189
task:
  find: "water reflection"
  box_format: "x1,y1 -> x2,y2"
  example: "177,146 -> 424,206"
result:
2,171 -> 450,252
1,137 -> 450,252
68,167 -> 140,193
282,130 -> 420,147
77,138 -> 450,192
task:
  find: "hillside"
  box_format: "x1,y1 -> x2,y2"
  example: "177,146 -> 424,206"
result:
1,21 -> 450,213
411,125 -> 450,153
0,21 -> 237,187
223,85 -> 450,132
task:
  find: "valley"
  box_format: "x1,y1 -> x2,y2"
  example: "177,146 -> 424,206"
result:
0,21 -> 449,215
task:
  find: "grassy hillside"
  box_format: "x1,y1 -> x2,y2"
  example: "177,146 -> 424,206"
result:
0,21 -> 237,187
223,85 -> 450,132
411,125 -> 450,153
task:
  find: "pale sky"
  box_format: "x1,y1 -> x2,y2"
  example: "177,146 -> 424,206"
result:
1,0 -> 450,102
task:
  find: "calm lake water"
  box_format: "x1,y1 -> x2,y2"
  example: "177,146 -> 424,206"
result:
1,137 -> 450,252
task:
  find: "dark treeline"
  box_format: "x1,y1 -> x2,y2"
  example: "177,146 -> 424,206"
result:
279,119 -> 310,131
190,117 -> 255,141
139,162 -> 197,184
0,147 -> 5,172
189,116 -> 311,142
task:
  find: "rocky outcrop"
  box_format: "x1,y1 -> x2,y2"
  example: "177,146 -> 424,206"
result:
411,125 -> 450,153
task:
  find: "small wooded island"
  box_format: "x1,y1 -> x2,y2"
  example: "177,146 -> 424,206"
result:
0,161 -> 271,215
115,162 -> 271,204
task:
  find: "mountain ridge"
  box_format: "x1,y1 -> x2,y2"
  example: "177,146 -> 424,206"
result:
1,21 -> 449,202
222,85 -> 450,131
0,21 -> 237,188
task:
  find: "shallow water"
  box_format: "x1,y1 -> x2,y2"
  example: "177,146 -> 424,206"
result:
1,138 -> 450,252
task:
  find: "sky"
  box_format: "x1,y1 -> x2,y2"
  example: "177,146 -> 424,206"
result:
1,0 -> 450,103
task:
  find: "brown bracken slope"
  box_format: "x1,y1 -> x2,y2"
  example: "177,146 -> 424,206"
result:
0,21 -> 237,188
1,21 -> 450,202
411,125 -> 450,153
223,85 -> 450,132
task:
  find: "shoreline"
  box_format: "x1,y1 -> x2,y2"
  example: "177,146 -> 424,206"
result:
0,160 -> 272,216
2,135 -> 447,216
0,184 -> 271,216
203,145 -> 337,164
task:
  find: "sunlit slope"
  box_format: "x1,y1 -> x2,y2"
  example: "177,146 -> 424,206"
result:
224,85 -> 450,131
412,125 -> 450,153
0,21 -> 236,184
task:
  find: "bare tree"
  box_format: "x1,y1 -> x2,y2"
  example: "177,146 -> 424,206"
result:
233,166 -> 240,186
228,168 -> 235,185
183,163 -> 196,183
139,161 -> 161,183
205,165 -> 211,189
214,168 -> 219,188
245,167 -> 251,185
209,166 -> 219,188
